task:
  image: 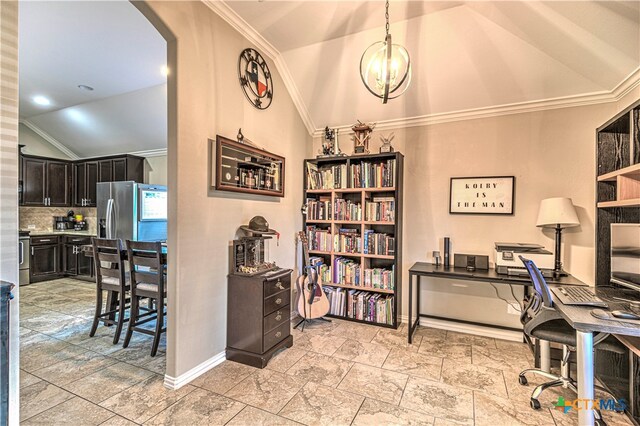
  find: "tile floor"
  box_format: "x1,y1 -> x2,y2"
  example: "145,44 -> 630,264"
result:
19,278 -> 632,425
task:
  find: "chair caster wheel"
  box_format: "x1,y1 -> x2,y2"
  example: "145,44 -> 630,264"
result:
518,375 -> 528,386
530,399 -> 541,410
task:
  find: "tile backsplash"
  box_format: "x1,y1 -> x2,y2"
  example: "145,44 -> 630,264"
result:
19,207 -> 97,234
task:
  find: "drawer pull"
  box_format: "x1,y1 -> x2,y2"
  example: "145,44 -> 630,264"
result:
275,331 -> 282,338
275,298 -> 282,305
275,312 -> 282,321
275,280 -> 285,290
39,239 -> 51,242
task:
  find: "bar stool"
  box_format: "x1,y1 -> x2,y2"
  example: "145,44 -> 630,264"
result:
123,240 -> 167,357
90,238 -> 130,344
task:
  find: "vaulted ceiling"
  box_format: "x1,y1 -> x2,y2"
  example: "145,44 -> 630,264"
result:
225,0 -> 640,133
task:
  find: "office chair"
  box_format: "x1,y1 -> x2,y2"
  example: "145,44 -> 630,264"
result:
518,256 -> 624,423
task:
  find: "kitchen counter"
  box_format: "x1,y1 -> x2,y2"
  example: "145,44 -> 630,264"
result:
22,230 -> 97,237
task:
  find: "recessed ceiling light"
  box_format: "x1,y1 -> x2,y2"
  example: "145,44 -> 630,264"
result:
77,84 -> 94,91
161,65 -> 169,76
33,96 -> 51,106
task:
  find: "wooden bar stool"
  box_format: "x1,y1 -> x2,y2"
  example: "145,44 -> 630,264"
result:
123,240 -> 167,357
89,238 -> 130,344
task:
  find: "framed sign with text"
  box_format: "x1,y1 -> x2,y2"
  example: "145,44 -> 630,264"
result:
449,176 -> 515,215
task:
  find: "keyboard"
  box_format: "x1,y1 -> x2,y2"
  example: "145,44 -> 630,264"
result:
551,286 -> 608,307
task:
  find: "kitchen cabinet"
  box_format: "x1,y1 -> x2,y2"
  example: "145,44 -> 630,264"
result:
21,156 -> 71,206
99,160 -> 113,182
74,161 -> 98,207
30,236 -> 61,283
62,236 -> 93,280
72,155 -> 144,207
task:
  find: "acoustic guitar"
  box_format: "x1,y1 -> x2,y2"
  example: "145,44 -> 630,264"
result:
296,231 -> 330,319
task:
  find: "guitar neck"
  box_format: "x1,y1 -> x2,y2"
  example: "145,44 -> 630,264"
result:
299,231 -> 312,271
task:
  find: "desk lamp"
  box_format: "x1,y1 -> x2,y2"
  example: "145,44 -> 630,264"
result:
536,197 -> 580,277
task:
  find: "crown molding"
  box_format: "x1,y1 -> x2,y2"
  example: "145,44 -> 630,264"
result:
312,67 -> 640,137
19,120 -> 80,160
202,0 -> 316,135
128,148 -> 167,158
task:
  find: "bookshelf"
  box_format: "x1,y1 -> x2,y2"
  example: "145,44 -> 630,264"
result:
303,152 -> 404,329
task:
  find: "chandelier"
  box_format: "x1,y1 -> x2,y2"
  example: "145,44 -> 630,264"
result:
359,0 -> 411,104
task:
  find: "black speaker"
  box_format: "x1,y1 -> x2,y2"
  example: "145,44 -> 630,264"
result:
454,253 -> 489,271
443,237 -> 450,268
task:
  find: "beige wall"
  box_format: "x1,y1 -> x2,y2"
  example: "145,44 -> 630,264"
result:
314,100 -> 634,326
18,123 -> 71,159
137,1 -> 311,379
144,155 -> 167,185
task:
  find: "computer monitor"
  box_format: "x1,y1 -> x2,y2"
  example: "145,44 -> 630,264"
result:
611,223 -> 640,291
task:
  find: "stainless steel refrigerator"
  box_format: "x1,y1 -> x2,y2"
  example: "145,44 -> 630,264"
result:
97,181 -> 167,242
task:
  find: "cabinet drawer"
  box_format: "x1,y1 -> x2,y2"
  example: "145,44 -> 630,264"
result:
263,305 -> 289,333
264,290 -> 290,316
64,236 -> 92,244
263,320 -> 290,352
263,274 -> 291,299
31,236 -> 59,245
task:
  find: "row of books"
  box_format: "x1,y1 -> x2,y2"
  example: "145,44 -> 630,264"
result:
307,256 -> 332,284
306,226 -> 333,252
334,199 -> 362,221
363,266 -> 395,290
306,197 -> 331,220
324,287 -> 394,325
350,159 -> 396,188
363,230 -> 395,255
333,257 -> 360,285
335,228 -> 361,253
306,163 -> 348,190
365,198 -> 395,222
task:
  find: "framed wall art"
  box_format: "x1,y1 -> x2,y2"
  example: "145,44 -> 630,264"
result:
449,176 -> 515,215
214,135 -> 285,197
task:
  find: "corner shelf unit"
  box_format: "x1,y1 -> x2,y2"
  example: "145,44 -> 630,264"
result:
302,152 -> 404,329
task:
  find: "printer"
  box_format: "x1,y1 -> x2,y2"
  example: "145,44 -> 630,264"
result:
495,242 -> 554,277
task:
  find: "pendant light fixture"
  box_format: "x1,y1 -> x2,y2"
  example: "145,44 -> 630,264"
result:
360,0 -> 411,104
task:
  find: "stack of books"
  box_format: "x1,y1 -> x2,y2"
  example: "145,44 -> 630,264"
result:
334,199 -> 362,221
365,197 -> 395,222
346,291 -> 394,325
333,257 -> 360,285
350,159 -> 396,188
363,267 -> 394,290
308,256 -> 331,284
324,287 -> 347,316
363,230 -> 395,255
306,163 -> 348,190
334,228 -> 361,253
306,226 -> 332,252
306,196 -> 331,220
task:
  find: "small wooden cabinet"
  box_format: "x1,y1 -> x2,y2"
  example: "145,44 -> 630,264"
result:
62,236 -> 93,280
227,268 -> 293,368
30,236 -> 61,283
21,157 -> 71,206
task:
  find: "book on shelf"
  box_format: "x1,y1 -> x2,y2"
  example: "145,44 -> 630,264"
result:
308,256 -> 332,284
306,196 -> 331,220
334,228 -> 361,253
333,256 -> 361,285
306,225 -> 332,252
363,230 -> 395,255
334,199 -> 362,221
350,158 -> 396,188
363,266 -> 395,290
324,287 -> 394,325
365,198 -> 395,222
306,162 -> 347,190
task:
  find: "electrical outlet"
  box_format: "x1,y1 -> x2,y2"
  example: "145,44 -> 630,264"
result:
27,224 -> 36,230
507,304 -> 520,315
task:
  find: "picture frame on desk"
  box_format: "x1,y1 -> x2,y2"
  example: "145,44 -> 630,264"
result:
449,176 -> 515,215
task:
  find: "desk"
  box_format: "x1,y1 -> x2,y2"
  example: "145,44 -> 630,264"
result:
407,262 -> 586,344
552,286 -> 640,425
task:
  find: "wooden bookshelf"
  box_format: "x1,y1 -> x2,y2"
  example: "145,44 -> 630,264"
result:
303,152 -> 403,329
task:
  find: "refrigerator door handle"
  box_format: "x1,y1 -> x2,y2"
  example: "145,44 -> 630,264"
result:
18,241 -> 23,265
106,198 -> 114,239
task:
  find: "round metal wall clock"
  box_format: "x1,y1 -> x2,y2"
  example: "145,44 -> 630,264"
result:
238,48 -> 273,110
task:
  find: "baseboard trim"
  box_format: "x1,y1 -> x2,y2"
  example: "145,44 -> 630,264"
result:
399,315 -> 522,342
163,351 -> 226,390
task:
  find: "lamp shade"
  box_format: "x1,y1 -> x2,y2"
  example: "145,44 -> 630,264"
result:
536,197 -> 580,228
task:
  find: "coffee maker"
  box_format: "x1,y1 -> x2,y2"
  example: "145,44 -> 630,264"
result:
53,216 -> 72,231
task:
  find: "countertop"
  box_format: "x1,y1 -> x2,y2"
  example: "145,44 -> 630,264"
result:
22,230 -> 97,237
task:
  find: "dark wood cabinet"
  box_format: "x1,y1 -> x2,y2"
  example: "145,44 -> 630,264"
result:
112,158 -> 126,181
227,269 -> 293,368
99,160 -> 113,182
74,161 -> 98,207
62,236 -> 93,280
72,155 -> 144,207
21,156 -> 71,206
30,236 -> 61,283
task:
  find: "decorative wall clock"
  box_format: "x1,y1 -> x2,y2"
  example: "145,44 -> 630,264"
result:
238,48 -> 273,110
